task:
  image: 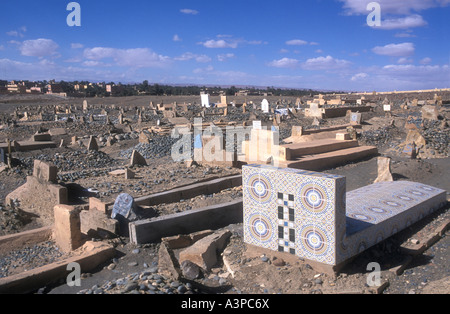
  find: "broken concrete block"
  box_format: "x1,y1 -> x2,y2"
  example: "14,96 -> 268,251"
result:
178,230 -> 231,271
33,160 -> 57,183
336,133 -> 351,141
374,157 -> 394,183
162,230 -> 214,250
32,133 -> 52,142
53,205 -> 83,253
422,105 -> 439,120
89,197 -> 109,213
49,128 -> 67,136
130,150 -> 147,166
158,241 -> 181,280
80,208 -> 118,239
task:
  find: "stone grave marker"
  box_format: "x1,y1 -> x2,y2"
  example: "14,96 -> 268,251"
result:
111,193 -> 135,219
0,148 -> 6,164
130,150 -> 147,166
261,99 -> 269,113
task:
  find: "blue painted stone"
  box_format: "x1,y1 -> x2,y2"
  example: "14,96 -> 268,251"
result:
112,193 -> 134,219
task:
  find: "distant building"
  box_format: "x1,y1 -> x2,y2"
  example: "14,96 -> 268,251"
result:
46,84 -> 67,97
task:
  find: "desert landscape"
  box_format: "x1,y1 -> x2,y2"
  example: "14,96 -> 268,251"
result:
0,90 -> 448,295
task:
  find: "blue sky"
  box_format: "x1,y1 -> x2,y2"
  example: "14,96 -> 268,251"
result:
0,0 -> 449,91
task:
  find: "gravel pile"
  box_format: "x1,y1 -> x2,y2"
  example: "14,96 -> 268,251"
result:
119,135 -> 181,159
360,126 -> 397,147
0,241 -> 63,279
18,150 -> 120,175
421,120 -> 450,157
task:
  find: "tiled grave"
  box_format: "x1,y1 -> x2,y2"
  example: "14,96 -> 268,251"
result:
243,164 -> 447,267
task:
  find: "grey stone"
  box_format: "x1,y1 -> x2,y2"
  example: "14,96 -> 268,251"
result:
181,260 -> 202,280
112,193 -> 135,219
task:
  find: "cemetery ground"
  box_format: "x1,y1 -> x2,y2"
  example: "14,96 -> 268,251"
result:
0,93 -> 449,295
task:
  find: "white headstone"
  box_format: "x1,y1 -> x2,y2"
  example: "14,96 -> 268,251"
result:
261,99 -> 269,113
201,94 -> 210,108
252,121 -> 262,130
383,105 -> 391,112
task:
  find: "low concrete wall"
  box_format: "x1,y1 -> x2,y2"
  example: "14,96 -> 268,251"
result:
134,175 -> 242,206
0,226 -> 53,255
130,199 -> 243,244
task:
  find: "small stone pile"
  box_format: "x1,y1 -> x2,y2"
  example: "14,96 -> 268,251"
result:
77,267 -> 200,295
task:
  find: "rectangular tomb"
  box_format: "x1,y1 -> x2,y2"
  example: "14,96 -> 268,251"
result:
242,165 -> 447,267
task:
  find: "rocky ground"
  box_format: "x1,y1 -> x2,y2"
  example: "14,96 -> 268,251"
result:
0,94 -> 448,295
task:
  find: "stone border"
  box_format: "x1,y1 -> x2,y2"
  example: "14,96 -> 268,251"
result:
130,199 -> 243,244
0,226 -> 53,255
134,174 -> 242,206
0,241 -> 115,294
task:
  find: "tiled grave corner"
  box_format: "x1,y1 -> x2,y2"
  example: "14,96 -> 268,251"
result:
243,164 -> 346,266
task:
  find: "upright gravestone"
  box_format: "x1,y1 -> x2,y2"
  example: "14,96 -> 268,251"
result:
201,94 -> 210,108
0,148 -> 6,164
261,99 -> 269,113
87,136 -> 99,151
130,150 -> 147,166
112,193 -> 135,220
112,193 -> 136,236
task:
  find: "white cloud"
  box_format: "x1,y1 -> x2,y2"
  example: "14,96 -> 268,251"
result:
340,0 -> 449,15
173,34 -> 182,42
420,57 -> 432,65
302,55 -> 351,70
175,52 -> 211,63
351,73 -> 369,81
193,65 -> 214,74
180,9 -> 199,15
395,32 -> 417,38
217,53 -> 235,62
377,15 -> 427,30
286,39 -> 308,46
20,39 -> 59,57
83,47 -> 171,68
268,57 -> 300,68
6,31 -> 20,37
6,26 -> 26,38
372,43 -> 415,57
397,57 -> 413,64
71,43 -> 84,49
202,39 -> 238,49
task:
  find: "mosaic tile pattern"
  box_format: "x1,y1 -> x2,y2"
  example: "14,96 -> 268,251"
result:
243,164 -> 346,265
243,164 -> 447,266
